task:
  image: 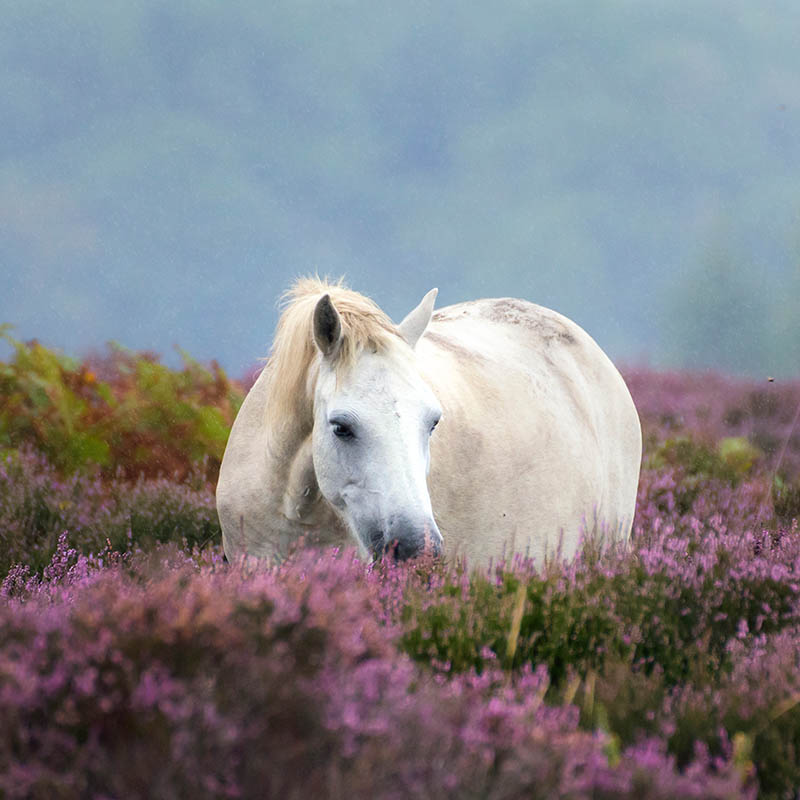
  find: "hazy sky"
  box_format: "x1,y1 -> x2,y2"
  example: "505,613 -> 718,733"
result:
2,1 -> 799,377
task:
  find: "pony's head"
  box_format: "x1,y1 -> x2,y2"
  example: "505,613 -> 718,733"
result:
267,279 -> 443,560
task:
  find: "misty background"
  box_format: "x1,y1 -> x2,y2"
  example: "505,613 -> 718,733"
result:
2,0 -> 799,378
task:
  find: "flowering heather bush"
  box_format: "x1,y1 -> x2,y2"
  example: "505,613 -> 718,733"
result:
1,361 -> 799,797
625,368 -> 800,511
0,545 -> 750,799
401,518 -> 800,684
399,516 -> 800,797
0,448 -> 219,576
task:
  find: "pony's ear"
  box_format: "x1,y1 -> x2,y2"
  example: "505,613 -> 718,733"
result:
399,288 -> 438,348
313,294 -> 342,357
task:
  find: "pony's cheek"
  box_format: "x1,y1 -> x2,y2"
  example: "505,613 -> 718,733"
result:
311,456 -> 335,501
313,457 -> 355,511
338,480 -> 367,508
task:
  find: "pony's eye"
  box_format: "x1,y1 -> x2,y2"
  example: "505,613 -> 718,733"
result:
332,422 -> 354,439
429,418 -> 440,435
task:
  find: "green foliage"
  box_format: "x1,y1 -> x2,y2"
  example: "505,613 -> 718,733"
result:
772,475 -> 800,523
745,703 -> 800,800
718,436 -> 762,475
643,435 -> 753,515
399,556 -> 797,692
648,436 -> 753,483
0,330 -> 244,480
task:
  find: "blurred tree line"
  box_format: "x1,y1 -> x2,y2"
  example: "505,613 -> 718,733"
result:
1,0 -> 799,375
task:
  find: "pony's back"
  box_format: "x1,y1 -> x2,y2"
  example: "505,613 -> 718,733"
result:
414,297 -> 641,565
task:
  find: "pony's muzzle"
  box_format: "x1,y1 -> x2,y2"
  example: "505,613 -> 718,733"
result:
370,516 -> 443,561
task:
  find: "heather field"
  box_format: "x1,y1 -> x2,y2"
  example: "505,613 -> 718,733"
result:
2,336 -> 800,799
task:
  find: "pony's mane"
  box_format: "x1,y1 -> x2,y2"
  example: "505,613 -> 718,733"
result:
265,277 -> 402,442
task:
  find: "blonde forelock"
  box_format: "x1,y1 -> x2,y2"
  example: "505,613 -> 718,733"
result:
264,277 -> 401,442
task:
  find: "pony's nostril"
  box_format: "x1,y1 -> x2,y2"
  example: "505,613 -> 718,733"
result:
378,518 -> 443,561
388,538 -> 421,562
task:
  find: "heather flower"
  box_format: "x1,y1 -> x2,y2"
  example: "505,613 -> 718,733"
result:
1,366 -> 798,798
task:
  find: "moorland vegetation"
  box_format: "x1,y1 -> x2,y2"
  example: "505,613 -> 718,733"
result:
1,334 -> 799,798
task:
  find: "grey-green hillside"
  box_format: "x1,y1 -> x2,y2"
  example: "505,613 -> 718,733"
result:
2,1 -> 799,375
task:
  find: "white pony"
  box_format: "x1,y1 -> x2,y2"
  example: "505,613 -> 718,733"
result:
217,278 -> 641,567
